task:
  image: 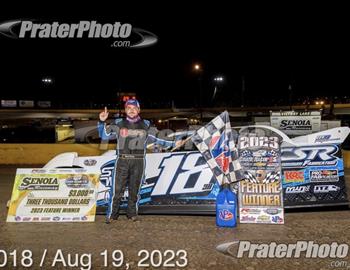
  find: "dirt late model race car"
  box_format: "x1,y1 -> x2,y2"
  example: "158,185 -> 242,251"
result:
43,125 -> 350,214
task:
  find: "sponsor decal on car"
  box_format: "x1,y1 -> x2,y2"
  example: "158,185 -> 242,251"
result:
31,169 -> 47,174
314,185 -> 340,193
83,159 -> 97,166
282,145 -> 339,167
315,135 -> 331,143
314,135 -> 341,143
283,171 -> 305,183
100,161 -> 115,188
309,170 -> 339,182
285,185 -> 310,193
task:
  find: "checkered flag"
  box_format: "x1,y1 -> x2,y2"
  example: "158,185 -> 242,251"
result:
244,171 -> 258,183
241,150 -> 252,157
263,171 -> 280,184
191,111 -> 243,186
268,149 -> 278,157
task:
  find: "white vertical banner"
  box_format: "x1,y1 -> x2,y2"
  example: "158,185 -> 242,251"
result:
238,131 -> 284,224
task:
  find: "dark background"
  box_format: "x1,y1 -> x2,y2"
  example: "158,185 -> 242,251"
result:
0,4 -> 348,108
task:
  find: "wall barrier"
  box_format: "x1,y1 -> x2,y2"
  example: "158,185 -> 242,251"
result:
0,144 -> 115,165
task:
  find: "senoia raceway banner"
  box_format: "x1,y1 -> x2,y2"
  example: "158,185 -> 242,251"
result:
7,168 -> 99,222
270,111 -> 321,136
237,136 -> 284,224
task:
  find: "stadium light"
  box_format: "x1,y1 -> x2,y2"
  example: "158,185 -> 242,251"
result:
193,64 -> 202,72
212,76 -> 225,101
214,76 -> 224,82
42,77 -> 53,85
192,63 -> 203,121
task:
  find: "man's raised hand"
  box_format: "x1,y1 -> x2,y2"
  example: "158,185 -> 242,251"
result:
99,107 -> 109,122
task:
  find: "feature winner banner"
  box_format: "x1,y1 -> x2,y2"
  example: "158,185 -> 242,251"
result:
238,134 -> 284,224
7,168 -> 100,222
270,111 -> 321,136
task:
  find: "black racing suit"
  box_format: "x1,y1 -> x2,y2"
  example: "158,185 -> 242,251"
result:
98,118 -> 174,218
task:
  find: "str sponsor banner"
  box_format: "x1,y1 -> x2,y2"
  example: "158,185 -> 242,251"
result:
282,144 -> 348,207
238,135 -> 284,224
7,168 -> 100,222
270,111 -> 321,136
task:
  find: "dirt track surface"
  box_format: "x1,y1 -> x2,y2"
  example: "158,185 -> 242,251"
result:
1,166 -> 350,270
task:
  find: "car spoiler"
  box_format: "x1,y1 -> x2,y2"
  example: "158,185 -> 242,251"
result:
168,125 -> 350,146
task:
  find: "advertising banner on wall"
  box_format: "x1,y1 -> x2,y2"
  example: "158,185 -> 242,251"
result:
1,100 -> 17,108
19,100 -> 34,108
7,168 -> 100,222
270,111 -> 321,136
37,100 -> 51,108
237,134 -> 284,224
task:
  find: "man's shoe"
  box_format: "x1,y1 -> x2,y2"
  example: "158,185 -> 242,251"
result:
105,216 -> 118,224
105,217 -> 112,224
128,216 -> 139,222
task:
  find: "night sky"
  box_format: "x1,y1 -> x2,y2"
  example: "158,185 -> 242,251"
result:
0,4 -> 348,108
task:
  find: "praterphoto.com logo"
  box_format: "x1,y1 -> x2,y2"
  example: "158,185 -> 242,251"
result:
217,241 -> 349,259
0,19 -> 158,48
